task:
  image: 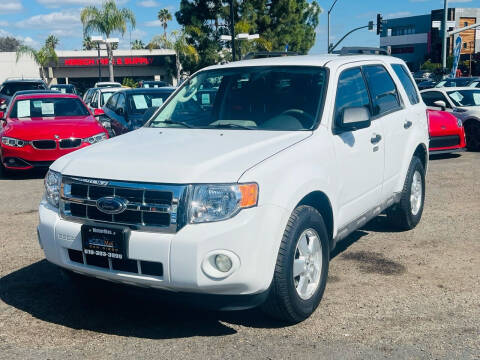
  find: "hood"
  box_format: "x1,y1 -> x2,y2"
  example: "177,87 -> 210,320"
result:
52,127 -> 312,183
428,109 -> 458,135
6,116 -> 104,140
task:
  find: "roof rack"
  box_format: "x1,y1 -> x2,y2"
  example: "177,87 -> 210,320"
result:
4,77 -> 45,82
243,51 -> 299,60
338,47 -> 390,56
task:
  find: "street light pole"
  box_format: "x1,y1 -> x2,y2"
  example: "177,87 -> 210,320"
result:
328,0 -> 340,53
442,0 -> 449,70
97,43 -> 102,83
229,0 -> 236,61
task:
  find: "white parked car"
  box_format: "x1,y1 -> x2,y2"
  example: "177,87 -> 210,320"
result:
420,87 -> 480,150
94,81 -> 122,88
38,53 -> 429,323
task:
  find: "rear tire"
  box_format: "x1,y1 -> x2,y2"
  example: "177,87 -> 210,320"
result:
465,121 -> 480,151
262,205 -> 329,324
386,156 -> 425,230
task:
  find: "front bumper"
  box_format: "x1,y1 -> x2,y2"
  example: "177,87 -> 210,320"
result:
38,200 -> 289,297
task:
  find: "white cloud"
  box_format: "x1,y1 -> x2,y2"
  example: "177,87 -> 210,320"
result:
4,0 -> 23,12
0,29 -> 40,48
145,20 -> 161,27
130,28 -> 147,39
15,10 -> 82,30
385,12 -> 412,19
37,0 -> 128,7
138,0 -> 160,7
0,21 -> 8,27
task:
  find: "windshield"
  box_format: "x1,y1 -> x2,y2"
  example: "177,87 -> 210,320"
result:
10,97 -> 90,118
436,78 -> 472,88
447,90 -> 480,107
0,82 -> 46,96
128,91 -> 175,114
148,66 -> 327,130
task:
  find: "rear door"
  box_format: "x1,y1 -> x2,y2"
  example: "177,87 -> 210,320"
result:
332,65 -> 385,228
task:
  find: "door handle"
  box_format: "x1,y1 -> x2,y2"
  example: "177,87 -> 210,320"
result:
371,133 -> 382,144
404,120 -> 413,129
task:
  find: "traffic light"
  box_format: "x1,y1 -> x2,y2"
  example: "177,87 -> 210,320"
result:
368,21 -> 374,31
376,14 -> 383,35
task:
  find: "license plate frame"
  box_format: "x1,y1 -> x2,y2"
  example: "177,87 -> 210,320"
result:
81,224 -> 129,260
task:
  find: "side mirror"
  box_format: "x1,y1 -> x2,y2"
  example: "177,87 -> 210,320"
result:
433,100 -> 446,111
116,107 -> 125,116
338,106 -> 371,132
93,108 -> 105,116
90,100 -> 99,109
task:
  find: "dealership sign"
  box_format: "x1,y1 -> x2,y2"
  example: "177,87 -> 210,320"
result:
60,56 -> 157,67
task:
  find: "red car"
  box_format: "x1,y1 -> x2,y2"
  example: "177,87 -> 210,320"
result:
0,93 -> 108,173
428,109 -> 466,154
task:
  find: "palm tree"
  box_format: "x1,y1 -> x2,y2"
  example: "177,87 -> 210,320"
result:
45,34 -> 59,49
16,36 -> 58,83
80,0 -> 136,81
149,30 -> 198,83
82,36 -> 94,50
157,9 -> 172,36
131,39 -> 145,50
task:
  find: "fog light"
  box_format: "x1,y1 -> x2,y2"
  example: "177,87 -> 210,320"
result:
214,254 -> 232,273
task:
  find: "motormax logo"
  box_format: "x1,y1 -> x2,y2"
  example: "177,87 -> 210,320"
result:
91,228 -> 114,235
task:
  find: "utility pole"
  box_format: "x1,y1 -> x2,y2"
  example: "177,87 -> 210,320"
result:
229,0 -> 236,61
442,0 -> 448,70
327,0 -> 340,53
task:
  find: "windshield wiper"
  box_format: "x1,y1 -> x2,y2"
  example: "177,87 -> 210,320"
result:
208,123 -> 256,130
159,119 -> 195,128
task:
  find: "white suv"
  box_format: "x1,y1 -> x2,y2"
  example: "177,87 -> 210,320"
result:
38,54 -> 429,323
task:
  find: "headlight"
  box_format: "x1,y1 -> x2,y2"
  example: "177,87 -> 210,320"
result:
456,118 -> 463,128
84,132 -> 107,145
188,183 -> 258,223
44,170 -> 62,208
1,136 -> 28,147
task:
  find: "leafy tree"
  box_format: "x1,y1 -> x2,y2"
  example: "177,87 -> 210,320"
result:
81,0 -> 136,81
16,36 -> 58,82
0,36 -> 21,52
131,39 -> 145,49
122,77 -> 138,88
157,8 -> 173,36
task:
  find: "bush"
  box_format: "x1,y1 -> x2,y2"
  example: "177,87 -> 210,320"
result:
122,78 -> 138,88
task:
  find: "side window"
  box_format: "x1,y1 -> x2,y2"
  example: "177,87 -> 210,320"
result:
420,91 -> 451,108
392,64 -> 420,105
363,65 -> 401,116
116,94 -> 126,110
334,67 -> 371,125
91,92 -> 98,106
106,93 -> 119,110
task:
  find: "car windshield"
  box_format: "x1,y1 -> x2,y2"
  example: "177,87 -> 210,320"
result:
128,91 -> 175,114
0,82 -> 46,96
148,66 -> 327,130
437,78 -> 472,88
101,91 -> 116,106
447,90 -> 480,107
9,97 -> 90,118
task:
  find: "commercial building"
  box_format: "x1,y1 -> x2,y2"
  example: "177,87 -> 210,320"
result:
380,8 -> 480,70
0,49 -> 177,91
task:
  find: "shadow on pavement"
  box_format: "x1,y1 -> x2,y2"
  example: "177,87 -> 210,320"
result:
0,260 -> 285,339
429,153 -> 462,161
0,168 -> 47,180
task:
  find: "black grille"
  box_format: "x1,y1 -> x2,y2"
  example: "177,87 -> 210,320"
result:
60,138 -> 82,149
64,180 -> 174,228
430,135 -> 460,148
141,261 -> 163,277
32,140 -> 56,149
68,249 -> 83,263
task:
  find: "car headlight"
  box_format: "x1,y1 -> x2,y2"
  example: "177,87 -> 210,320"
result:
1,136 -> 28,147
84,132 -> 107,145
188,183 -> 258,223
44,170 -> 62,208
456,118 -> 463,128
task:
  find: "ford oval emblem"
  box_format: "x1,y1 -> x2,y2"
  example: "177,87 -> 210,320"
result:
96,196 -> 127,214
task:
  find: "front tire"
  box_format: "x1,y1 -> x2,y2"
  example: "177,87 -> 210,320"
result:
262,206 -> 329,323
386,156 -> 425,230
465,121 -> 480,151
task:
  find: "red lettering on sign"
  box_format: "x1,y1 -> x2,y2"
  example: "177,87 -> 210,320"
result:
63,57 -> 155,67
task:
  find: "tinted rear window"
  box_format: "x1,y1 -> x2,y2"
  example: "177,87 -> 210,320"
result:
392,64 -> 420,105
363,65 -> 401,116
10,97 -> 89,118
0,82 -> 46,96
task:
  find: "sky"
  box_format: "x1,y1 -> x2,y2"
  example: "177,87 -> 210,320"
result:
2,0 -> 480,52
